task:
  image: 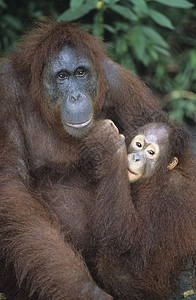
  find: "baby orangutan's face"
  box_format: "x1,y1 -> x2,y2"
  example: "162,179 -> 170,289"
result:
127,123 -> 178,183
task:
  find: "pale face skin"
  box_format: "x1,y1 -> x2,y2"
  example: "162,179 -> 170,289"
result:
127,123 -> 178,183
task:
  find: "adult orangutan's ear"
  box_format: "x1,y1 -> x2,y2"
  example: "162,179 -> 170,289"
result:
167,157 -> 178,170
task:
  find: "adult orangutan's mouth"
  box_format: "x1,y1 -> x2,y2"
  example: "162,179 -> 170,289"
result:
64,117 -> 92,129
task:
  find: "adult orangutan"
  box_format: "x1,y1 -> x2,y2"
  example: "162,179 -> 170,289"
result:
0,20 -> 165,299
83,120 -> 196,300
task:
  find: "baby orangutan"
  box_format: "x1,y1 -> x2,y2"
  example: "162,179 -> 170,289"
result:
127,122 -> 179,183
83,120 -> 196,300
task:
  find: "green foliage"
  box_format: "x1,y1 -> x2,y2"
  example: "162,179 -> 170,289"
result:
0,0 -> 195,124
57,0 -> 196,124
152,49 -> 196,123
0,0 -> 69,52
154,0 -> 193,9
58,0 -> 97,22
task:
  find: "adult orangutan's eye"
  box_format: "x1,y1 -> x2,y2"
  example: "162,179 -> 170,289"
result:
57,72 -> 68,80
76,68 -> 86,77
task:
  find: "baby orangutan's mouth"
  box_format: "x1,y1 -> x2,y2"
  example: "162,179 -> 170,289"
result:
128,168 -> 138,175
127,168 -> 141,183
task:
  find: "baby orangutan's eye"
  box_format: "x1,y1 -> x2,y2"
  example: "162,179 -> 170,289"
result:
130,135 -> 144,151
148,150 -> 155,155
136,142 -> 142,148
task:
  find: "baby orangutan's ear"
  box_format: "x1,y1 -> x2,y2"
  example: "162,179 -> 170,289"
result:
167,157 -> 178,170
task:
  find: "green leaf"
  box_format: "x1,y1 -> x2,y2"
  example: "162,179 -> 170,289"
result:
3,15 -> 22,30
104,24 -> 116,34
116,38 -> 128,55
147,45 -> 159,61
70,0 -> 84,9
149,9 -> 174,29
131,26 -> 146,60
57,9 -> 87,21
85,0 -> 98,9
114,22 -> 130,32
140,53 -> 151,66
93,10 -> 104,38
129,0 -> 148,14
57,0 -> 97,22
169,109 -> 184,122
120,53 -> 136,72
103,0 -> 119,4
190,50 -> 196,68
0,0 -> 7,9
153,45 -> 171,57
110,4 -> 138,21
142,26 -> 169,49
153,0 -> 194,9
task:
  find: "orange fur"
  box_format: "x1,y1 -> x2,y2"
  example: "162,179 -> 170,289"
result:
0,20 -> 166,299
84,120 -> 196,300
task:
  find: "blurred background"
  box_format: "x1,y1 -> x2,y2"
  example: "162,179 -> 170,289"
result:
0,0 -> 195,149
